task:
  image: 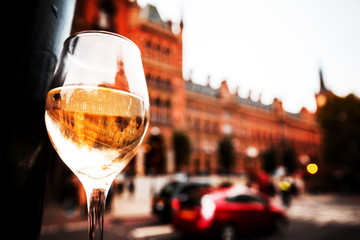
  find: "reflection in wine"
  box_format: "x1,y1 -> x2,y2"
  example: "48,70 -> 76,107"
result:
45,85 -> 148,191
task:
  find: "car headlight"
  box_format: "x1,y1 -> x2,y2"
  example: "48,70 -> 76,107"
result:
201,195 -> 216,220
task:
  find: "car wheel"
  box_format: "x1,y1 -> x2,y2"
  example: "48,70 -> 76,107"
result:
221,224 -> 236,240
275,217 -> 289,236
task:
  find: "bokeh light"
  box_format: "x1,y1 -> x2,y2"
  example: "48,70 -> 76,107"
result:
307,163 -> 318,174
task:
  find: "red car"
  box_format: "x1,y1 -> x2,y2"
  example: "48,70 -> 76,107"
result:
172,185 -> 288,240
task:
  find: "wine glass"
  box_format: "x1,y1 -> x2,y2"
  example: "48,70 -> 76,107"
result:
44,31 -> 149,240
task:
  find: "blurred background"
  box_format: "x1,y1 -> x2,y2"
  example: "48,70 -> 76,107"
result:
39,0 -> 360,240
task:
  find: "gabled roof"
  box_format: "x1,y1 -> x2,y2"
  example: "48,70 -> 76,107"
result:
140,4 -> 169,28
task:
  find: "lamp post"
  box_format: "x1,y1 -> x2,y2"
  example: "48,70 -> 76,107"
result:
246,146 -> 259,159
245,146 -> 259,185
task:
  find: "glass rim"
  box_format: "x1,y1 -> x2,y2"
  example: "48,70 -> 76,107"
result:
64,30 -> 141,55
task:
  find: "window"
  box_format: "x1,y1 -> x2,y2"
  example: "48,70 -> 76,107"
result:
164,48 -> 170,64
155,98 -> 161,107
98,10 -> 110,29
164,48 -> 170,55
204,120 -> 210,131
144,41 -> 153,58
178,183 -> 212,207
150,111 -> 157,123
155,76 -> 161,86
165,79 -> 171,89
226,194 -> 263,203
165,100 -> 171,108
194,119 -> 200,130
160,182 -> 179,198
212,123 -> 219,133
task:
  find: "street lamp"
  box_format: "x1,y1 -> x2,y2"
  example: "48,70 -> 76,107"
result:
246,146 -> 259,158
307,163 -> 318,175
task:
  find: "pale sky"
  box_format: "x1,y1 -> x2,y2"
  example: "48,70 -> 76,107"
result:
138,0 -> 360,113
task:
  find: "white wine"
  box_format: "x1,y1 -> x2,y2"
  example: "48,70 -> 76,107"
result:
45,85 -> 149,189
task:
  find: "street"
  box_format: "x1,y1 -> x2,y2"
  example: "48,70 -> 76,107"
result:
41,216 -> 360,240
41,187 -> 360,240
40,176 -> 360,240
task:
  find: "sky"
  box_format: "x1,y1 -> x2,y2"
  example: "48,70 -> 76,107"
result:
138,0 -> 360,113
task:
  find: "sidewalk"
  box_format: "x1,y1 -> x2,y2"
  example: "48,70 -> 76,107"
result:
287,194 -> 360,226
41,192 -> 153,235
42,176 -> 165,226
109,192 -> 152,218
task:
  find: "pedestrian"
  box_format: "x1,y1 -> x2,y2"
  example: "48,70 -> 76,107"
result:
128,177 -> 135,199
279,177 -> 292,208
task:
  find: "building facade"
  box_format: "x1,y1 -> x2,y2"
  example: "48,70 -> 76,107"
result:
185,79 -> 320,175
72,0 -> 320,175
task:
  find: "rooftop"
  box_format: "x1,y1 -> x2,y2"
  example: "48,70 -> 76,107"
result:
186,79 -> 274,112
186,80 -> 219,97
140,4 -> 170,29
185,78 -> 312,120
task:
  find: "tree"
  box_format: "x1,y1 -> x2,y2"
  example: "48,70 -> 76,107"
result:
261,143 -> 297,175
282,143 -> 298,175
261,145 -> 277,174
218,137 -> 235,174
317,94 -> 360,173
172,130 -> 191,171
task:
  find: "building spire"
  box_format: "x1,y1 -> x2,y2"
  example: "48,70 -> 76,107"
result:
316,68 -> 331,108
319,68 -> 327,93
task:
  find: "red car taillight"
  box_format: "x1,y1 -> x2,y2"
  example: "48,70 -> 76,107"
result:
200,195 -> 216,220
171,198 -> 180,212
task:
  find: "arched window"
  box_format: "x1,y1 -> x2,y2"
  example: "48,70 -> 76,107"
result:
165,79 -> 171,89
95,0 -> 116,31
165,100 -> 171,109
155,97 -> 161,107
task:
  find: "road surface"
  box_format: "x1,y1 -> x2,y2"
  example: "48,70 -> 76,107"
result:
41,215 -> 360,240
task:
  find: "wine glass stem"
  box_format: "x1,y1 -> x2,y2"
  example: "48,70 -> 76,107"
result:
87,189 -> 107,240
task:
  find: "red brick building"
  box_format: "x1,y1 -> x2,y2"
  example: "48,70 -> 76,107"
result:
72,0 -> 320,175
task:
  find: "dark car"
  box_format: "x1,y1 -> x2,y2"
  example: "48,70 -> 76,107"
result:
172,185 -> 289,240
152,180 -> 212,222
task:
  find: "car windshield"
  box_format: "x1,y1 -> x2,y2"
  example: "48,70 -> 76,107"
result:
178,183 -> 212,208
225,194 -> 264,204
159,182 -> 180,198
